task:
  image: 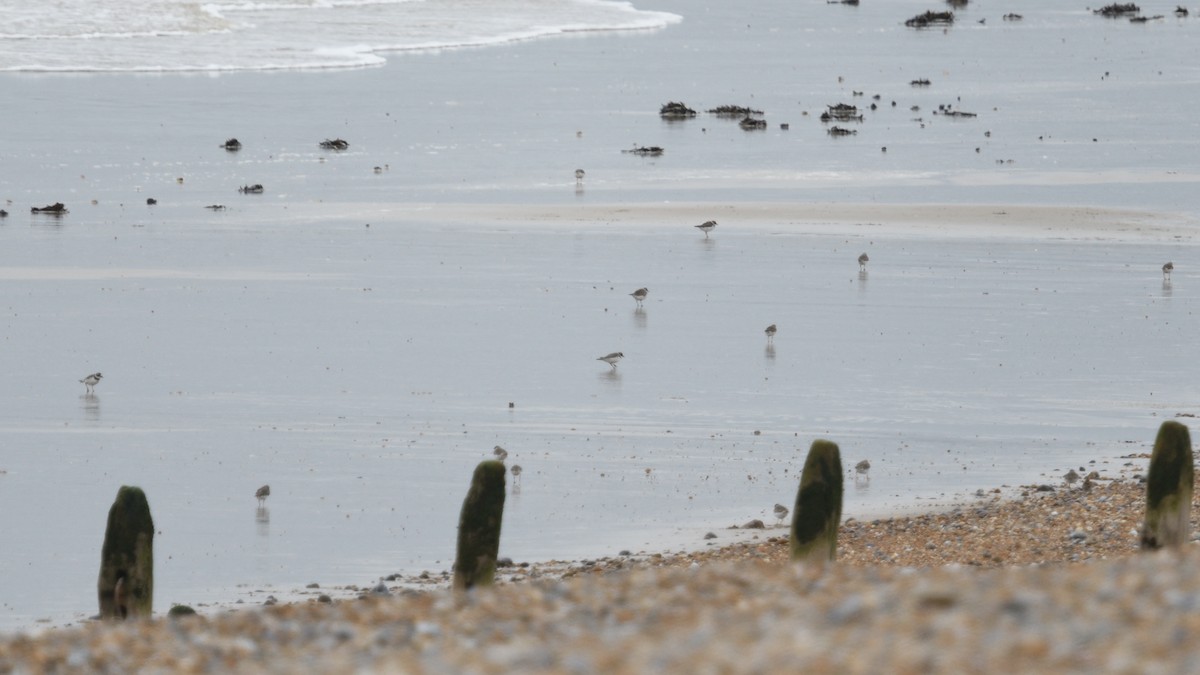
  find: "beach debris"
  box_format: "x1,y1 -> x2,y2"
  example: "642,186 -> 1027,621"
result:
319,138 -> 350,150
1129,14 -> 1164,22
1176,6 -> 1189,16
821,103 -> 863,122
238,184 -> 264,194
911,78 -> 932,86
1003,13 -> 1024,20
905,10 -> 954,28
453,460 -> 507,592
167,605 -> 197,618
204,204 -> 226,211
0,209 -> 7,218
1141,420 -> 1193,550
146,198 -> 157,206
742,519 -> 766,529
937,105 -> 978,118
739,116 -> 768,130
1094,3 -> 1140,17
707,105 -> 764,117
827,126 -> 857,136
623,144 -> 664,156
659,101 -> 696,119
221,138 -> 242,151
790,439 -> 844,566
827,0 -> 859,5
31,202 -> 68,215
946,0 -> 967,6
98,485 -> 155,620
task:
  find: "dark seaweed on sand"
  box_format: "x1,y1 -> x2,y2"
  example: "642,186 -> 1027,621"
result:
905,10 -> 954,27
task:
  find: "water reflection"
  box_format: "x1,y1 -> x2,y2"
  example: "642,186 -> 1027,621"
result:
764,343 -> 776,361
858,269 -> 869,290
255,506 -> 270,537
633,307 -> 647,329
1162,278 -> 1173,297
81,394 -> 100,422
598,369 -> 622,387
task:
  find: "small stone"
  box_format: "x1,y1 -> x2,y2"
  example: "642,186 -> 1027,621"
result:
743,519 -> 766,529
704,532 -> 717,540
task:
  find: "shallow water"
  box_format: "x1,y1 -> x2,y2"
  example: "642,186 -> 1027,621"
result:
1,0 -> 1199,632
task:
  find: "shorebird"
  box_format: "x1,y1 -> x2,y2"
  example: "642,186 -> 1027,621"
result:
773,503 -> 789,526
695,220 -> 717,238
255,484 -> 270,505
855,460 -> 871,475
79,372 -> 103,394
630,287 -> 649,307
575,169 -> 586,184
493,445 -> 508,461
1063,469 -> 1080,487
597,352 -> 624,369
764,324 -> 777,343
511,464 -> 523,489
858,252 -> 870,271
1163,261 -> 1174,279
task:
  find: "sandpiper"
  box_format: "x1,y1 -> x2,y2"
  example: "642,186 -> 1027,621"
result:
575,169 -> 586,184
597,352 -> 624,369
511,464 -> 523,488
1064,469 -> 1080,487
1163,261 -> 1174,279
855,459 -> 871,475
255,484 -> 270,505
695,220 -> 717,238
630,287 -> 649,307
773,503 -> 789,526
79,372 -> 103,394
764,324 -> 777,342
858,252 -> 870,271
493,445 -> 508,461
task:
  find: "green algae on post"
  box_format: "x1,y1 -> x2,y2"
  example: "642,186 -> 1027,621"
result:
790,440 -> 844,565
98,486 -> 155,619
1141,421 -> 1194,550
454,460 -> 507,591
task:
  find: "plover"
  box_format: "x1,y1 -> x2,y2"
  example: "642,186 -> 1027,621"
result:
255,484 -> 270,505
764,324 -> 777,342
493,445 -> 508,461
855,460 -> 871,475
1163,261 -> 1174,279
1064,469 -> 1080,487
597,352 -> 624,369
858,252 -> 870,271
630,287 -> 649,307
695,220 -> 717,238
79,372 -> 103,394
575,169 -> 586,184
511,464 -> 523,488
773,503 -> 789,525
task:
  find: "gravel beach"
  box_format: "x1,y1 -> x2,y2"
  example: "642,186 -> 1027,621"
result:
5,469 -> 1198,673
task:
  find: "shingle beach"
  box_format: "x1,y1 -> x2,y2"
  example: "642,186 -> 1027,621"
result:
6,471 -> 1199,673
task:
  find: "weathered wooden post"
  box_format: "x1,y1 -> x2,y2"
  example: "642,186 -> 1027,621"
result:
98,486 -> 155,619
1141,420 -> 1194,550
453,460 -> 507,591
790,439 -> 844,565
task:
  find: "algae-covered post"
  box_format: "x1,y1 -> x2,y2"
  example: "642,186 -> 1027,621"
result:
453,460 -> 507,591
97,486 -> 155,620
790,440 -> 844,565
1141,421 -> 1194,550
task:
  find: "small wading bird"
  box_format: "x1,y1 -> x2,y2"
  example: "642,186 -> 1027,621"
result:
575,169 -> 585,184
858,252 -> 870,271
79,372 -> 103,394
493,445 -> 508,461
773,503 -> 789,526
695,220 -> 717,238
1163,261 -> 1174,279
764,324 -> 777,343
1064,469 -> 1080,488
855,460 -> 871,476
630,287 -> 649,307
597,352 -> 624,370
511,464 -> 523,490
255,484 -> 270,505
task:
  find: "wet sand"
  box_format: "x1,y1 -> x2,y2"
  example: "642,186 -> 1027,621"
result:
7,465 -> 1199,673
